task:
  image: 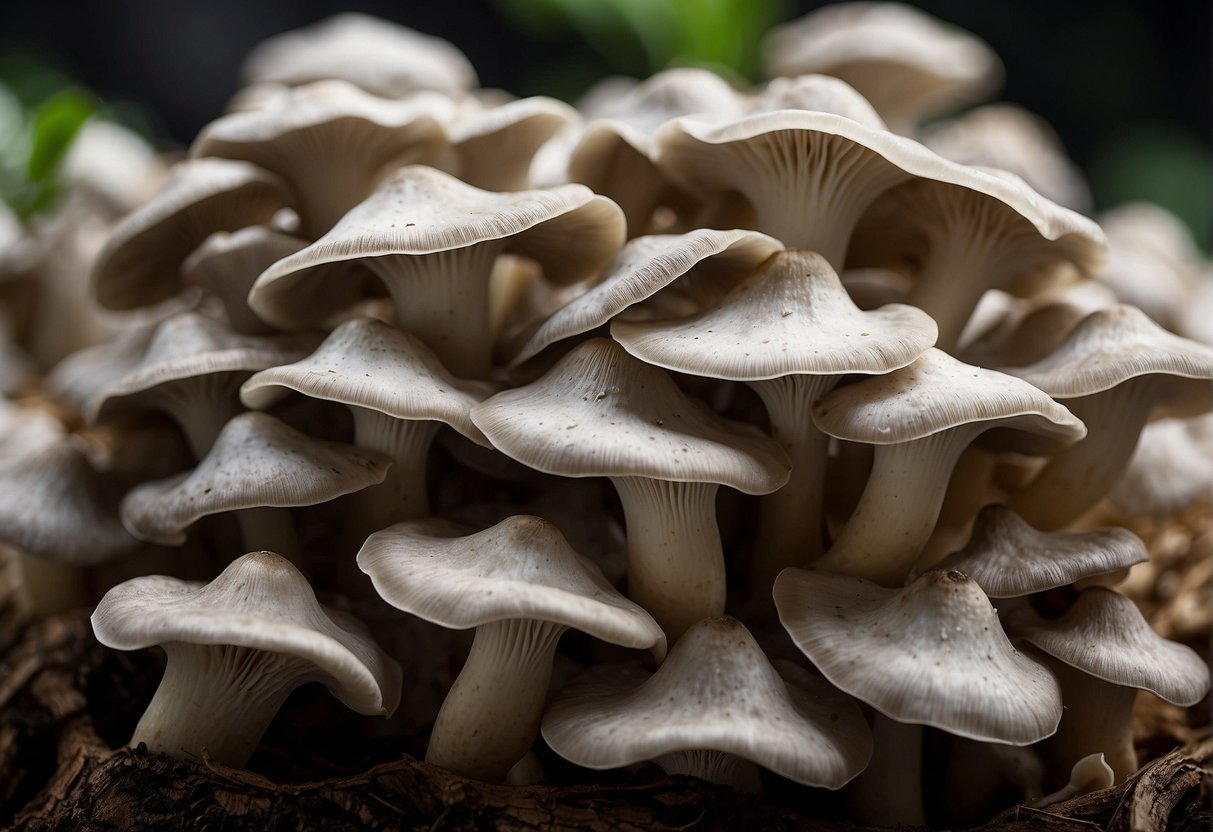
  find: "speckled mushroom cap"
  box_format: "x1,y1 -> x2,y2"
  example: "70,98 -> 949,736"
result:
89,313 -> 315,424
1001,305 -> 1213,406
120,412 -> 391,545
813,347 -> 1085,453
357,515 -> 665,654
1005,587 -> 1209,706
92,158 -> 292,310
612,249 -> 936,381
762,2 -> 1002,132
510,229 -> 783,367
774,568 -> 1062,744
241,13 -> 478,98
248,165 -> 624,330
542,616 -> 872,788
472,338 -> 790,494
240,317 -> 493,445
934,506 -> 1148,598
193,81 -> 455,237
92,550 -> 401,715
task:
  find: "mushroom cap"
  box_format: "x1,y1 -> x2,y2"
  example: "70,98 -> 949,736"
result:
541,616 -> 872,788
774,568 -> 1062,744
762,2 -> 1002,128
612,249 -> 937,381
92,550 -> 401,715
120,412 -> 391,545
240,317 -> 494,445
747,74 -> 887,129
1002,305 -> 1213,400
510,229 -> 783,367
241,12 -> 477,98
92,158 -> 291,310
812,347 -> 1086,451
1005,587 -> 1210,706
357,515 -> 665,656
448,96 -> 579,190
88,312 -> 316,424
471,338 -> 791,494
248,166 -> 625,329
181,226 -> 308,294
934,505 -> 1148,598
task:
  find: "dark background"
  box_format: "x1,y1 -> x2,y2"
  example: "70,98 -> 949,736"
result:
1,0 -> 1209,244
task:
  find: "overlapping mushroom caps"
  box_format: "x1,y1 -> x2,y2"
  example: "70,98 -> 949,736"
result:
92,550 -> 402,767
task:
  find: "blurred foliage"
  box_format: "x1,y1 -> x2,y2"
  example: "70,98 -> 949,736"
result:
496,0 -> 786,90
0,84 -> 96,221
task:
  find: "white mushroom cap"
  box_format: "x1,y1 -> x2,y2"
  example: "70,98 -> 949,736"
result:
120,412 -> 390,546
934,505 -> 1148,598
762,2 -> 1002,133
746,74 -> 887,129
774,568 -> 1062,744
1109,415 -> 1213,515
448,96 -> 579,192
92,550 -> 401,766
542,616 -> 872,789
242,13 -> 478,98
92,158 -> 292,310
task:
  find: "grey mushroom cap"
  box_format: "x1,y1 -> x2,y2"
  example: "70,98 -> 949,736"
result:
775,568 -> 1062,745
934,505 -> 1148,598
542,616 -> 873,788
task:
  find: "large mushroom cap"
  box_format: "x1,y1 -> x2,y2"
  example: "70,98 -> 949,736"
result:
472,338 -> 790,494
542,616 -> 872,788
775,568 -> 1062,744
92,550 -> 401,715
357,515 -> 665,655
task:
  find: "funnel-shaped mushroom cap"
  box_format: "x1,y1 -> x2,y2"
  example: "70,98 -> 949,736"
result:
93,550 -> 401,715
613,249 -> 936,380
121,412 -> 391,545
935,506 -> 1147,598
241,317 -> 493,445
242,13 -> 477,97
747,74 -> 886,129
449,96 -> 579,191
774,568 -> 1061,744
1006,587 -> 1210,706
1003,305 -> 1213,402
542,616 -> 872,788
249,166 -> 624,329
762,2 -> 1002,131
0,432 -> 138,565
92,158 -> 291,310
813,348 -> 1085,452
472,338 -> 790,494
358,515 -> 665,655
90,312 -> 315,423
511,229 -> 783,366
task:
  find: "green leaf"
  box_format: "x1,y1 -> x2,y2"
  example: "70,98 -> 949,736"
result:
27,88 -> 95,184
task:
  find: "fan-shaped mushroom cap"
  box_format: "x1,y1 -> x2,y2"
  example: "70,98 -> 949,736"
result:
510,229 -> 783,367
474,338 -> 789,492
762,2 -> 1002,133
242,13 -> 478,98
92,158 -> 291,310
92,550 -> 401,766
120,412 -> 390,546
1109,415 -> 1213,515
613,249 -> 936,381
1006,587 -> 1209,706
775,568 -> 1061,744
1097,203 -> 1204,328
747,74 -> 886,129
449,96 -> 579,191
543,617 -> 871,788
934,506 -> 1148,598
358,515 -> 665,654
241,317 -> 492,445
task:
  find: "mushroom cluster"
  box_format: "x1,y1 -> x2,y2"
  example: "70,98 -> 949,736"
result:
1,4 -> 1209,828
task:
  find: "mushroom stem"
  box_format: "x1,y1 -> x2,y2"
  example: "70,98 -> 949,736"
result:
131,643 -> 316,767
151,375 -> 247,460
748,375 -> 836,605
655,750 -> 764,793
845,714 -> 926,828
1037,660 -> 1139,788
348,407 -> 437,534
817,426 -> 979,586
234,508 -> 301,565
611,477 -> 725,642
425,618 -> 566,782
1008,381 -> 1159,530
370,244 -> 503,379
